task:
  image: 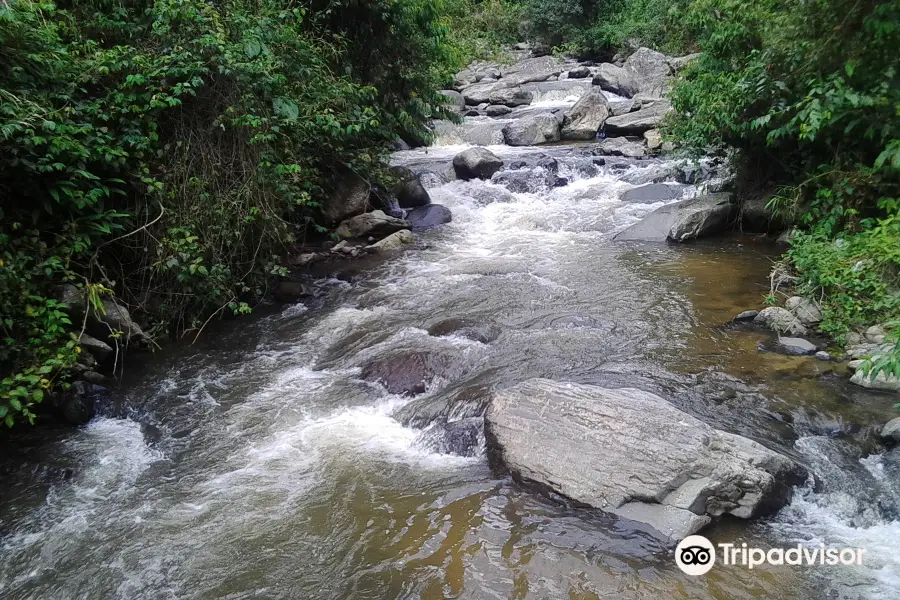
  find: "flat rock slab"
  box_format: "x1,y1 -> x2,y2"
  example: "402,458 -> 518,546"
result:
486,379 -> 807,539
614,193 -> 736,242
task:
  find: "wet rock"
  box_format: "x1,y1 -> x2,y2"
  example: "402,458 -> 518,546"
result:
335,210 -> 410,239
274,280 -> 312,302
488,88 -> 534,107
880,418 -> 900,445
605,101 -> 672,135
57,381 -> 96,425
416,417 -> 484,457
777,337 -> 818,356
93,299 -> 148,347
486,105 -> 512,117
592,63 -> 637,97
733,310 -> 760,321
785,296 -> 823,326
390,167 -> 431,209
620,183 -> 687,204
82,371 -> 106,384
366,229 -> 414,252
289,252 -> 322,268
405,204 -> 452,229
561,88 -> 610,140
502,114 -> 560,146
850,369 -> 900,392
815,351 -> 831,361
322,171 -> 370,225
536,156 -> 559,173
644,129 -> 662,151
740,193 -> 785,233
453,147 -> 504,180
596,137 -> 646,158
567,66 -> 591,79
619,163 -> 677,185
392,137 -> 411,151
487,379 -> 808,539
865,325 -> 886,344
428,318 -> 501,344
439,89 -> 465,112
79,333 -> 113,362
615,192 -> 738,242
753,307 -> 808,336
361,351 -> 462,397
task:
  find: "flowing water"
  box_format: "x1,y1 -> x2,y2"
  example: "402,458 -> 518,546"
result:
2,119 -> 899,599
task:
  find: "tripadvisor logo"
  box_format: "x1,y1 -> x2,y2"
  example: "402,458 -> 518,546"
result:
675,535 -> 867,576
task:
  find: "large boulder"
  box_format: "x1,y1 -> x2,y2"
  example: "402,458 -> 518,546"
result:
740,193 -> 786,233
390,167 -> 431,209
335,210 -> 410,239
93,299 -> 147,346
502,114 -> 561,146
439,89 -> 465,112
623,47 -> 673,98
488,88 -> 534,107
79,333 -> 113,362
753,307 -> 809,336
850,369 -> 900,392
785,296 -> 823,326
604,101 -> 672,135
614,192 -> 737,242
561,88 -> 610,140
592,63 -> 637,97
405,204 -> 452,229
322,172 -> 370,226
486,105 -> 512,117
486,379 -> 808,539
453,147 -> 504,180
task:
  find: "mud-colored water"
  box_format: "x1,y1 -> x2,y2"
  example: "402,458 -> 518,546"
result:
1,132 -> 898,600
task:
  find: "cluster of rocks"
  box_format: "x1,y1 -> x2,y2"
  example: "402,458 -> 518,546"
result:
438,48 -> 695,152
733,296 -> 899,392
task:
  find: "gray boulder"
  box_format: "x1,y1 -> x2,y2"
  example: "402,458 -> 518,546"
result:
605,101 -> 672,135
644,129 -> 663,151
753,307 -> 809,336
390,167 -> 431,209
609,99 -> 639,116
486,105 -> 512,117
850,369 -> 900,392
567,66 -> 591,79
439,89 -> 465,112
453,147 -> 504,180
487,379 -> 808,539
561,88 -> 610,140
733,310 -> 760,321
488,88 -> 534,107
502,114 -> 560,146
322,172 -> 370,226
79,333 -> 113,362
405,204 -> 452,229
94,299 -> 147,346
615,192 -> 738,242
592,63 -> 637,97
785,296 -> 823,326
777,337 -> 818,355
335,210 -> 410,239
620,183 -> 687,204
596,137 -> 646,158
624,47 -> 673,98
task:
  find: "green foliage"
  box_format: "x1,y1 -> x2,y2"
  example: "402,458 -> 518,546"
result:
0,0 -> 454,425
668,0 -> 900,358
444,0 -> 526,64
524,0 -> 692,57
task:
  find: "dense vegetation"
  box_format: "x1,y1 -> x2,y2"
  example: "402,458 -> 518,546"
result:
0,0 -> 454,425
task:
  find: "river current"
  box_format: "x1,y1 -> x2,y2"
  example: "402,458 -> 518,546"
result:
1,100 -> 899,600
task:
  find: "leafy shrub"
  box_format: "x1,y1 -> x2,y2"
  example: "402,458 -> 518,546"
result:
0,0 -> 454,426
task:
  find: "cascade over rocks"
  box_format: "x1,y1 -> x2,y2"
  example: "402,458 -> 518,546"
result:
561,88 -> 610,140
486,379 -> 808,539
453,147 -> 504,180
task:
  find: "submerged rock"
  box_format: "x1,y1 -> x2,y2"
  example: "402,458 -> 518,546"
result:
453,147 -> 504,180
361,351 -> 463,397
753,307 -> 808,336
486,379 -> 808,539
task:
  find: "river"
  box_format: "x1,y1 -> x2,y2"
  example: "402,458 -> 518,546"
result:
1,109 -> 899,599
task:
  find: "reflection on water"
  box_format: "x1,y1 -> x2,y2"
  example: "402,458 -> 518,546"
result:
1,149 -> 897,600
